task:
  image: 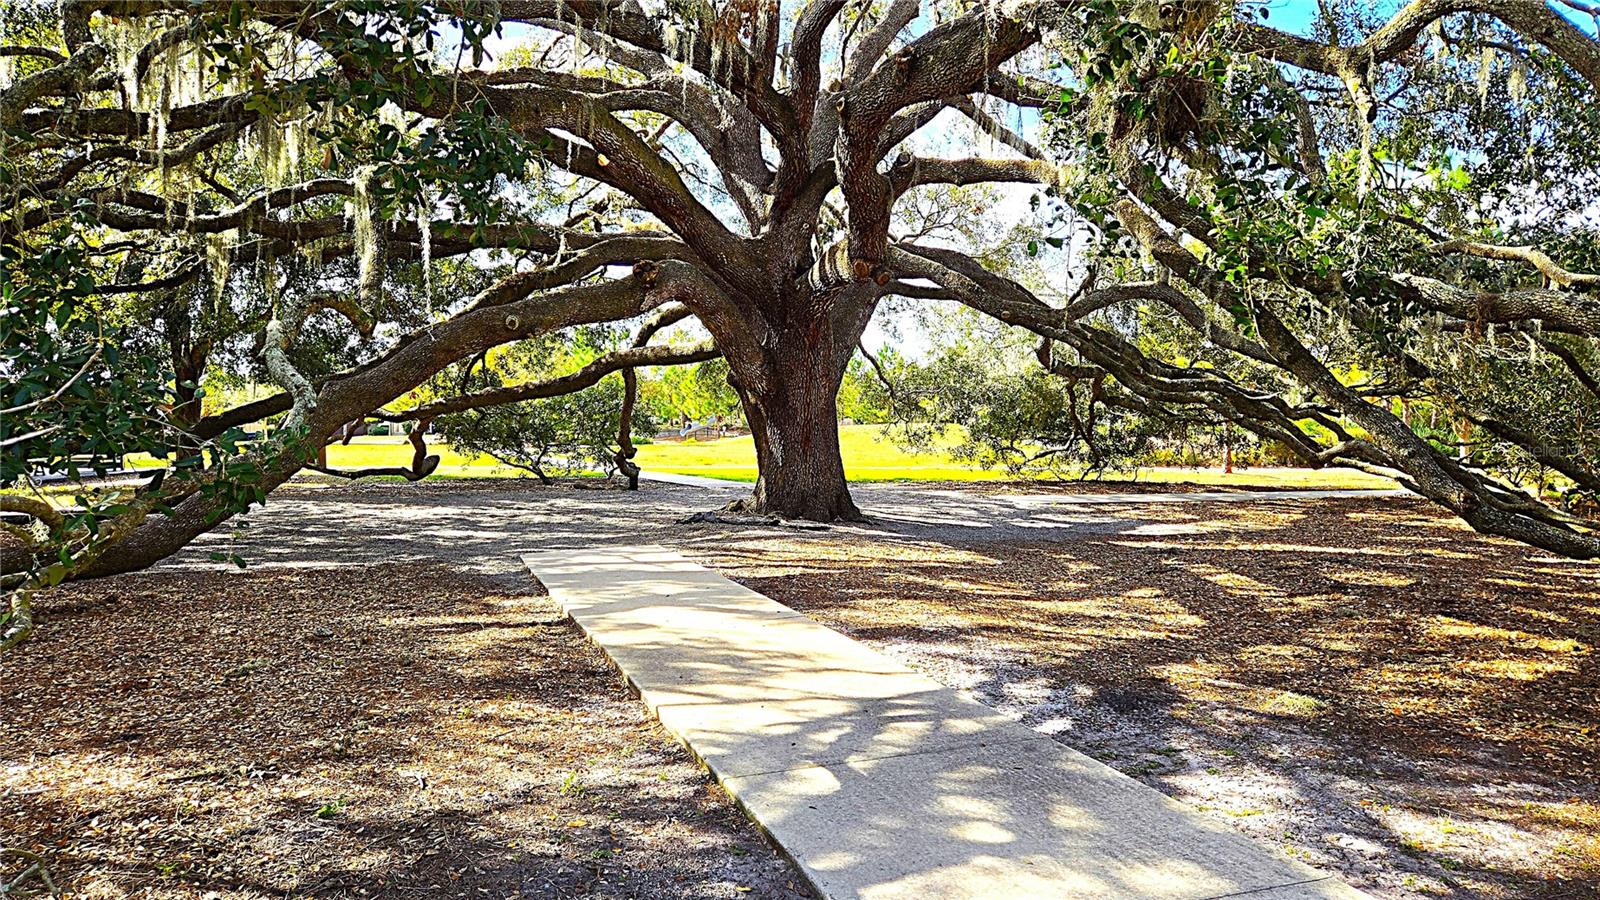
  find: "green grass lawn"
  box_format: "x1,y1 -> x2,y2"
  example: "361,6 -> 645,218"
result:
634,424 -> 1010,483
125,440 -> 534,480
326,440 -> 530,478
122,424 -> 1396,489
634,425 -> 1394,488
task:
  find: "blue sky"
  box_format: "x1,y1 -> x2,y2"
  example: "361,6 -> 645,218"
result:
1257,0 -> 1333,35
464,3 -> 1596,80
1260,0 -> 1597,36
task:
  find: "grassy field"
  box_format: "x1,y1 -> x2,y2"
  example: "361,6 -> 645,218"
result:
635,425 -> 1009,483
173,424 -> 1393,489
126,441 -> 532,479
227,425 -> 997,482
634,427 -> 1396,488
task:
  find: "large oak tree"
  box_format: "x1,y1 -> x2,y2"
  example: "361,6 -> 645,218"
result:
4,0 -> 1600,647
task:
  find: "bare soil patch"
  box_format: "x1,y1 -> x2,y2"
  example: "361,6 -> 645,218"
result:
2,556 -> 810,898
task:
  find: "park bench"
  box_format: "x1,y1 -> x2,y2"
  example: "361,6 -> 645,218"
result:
27,454 -> 136,484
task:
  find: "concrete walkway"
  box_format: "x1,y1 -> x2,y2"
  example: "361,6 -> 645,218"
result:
524,545 -> 1369,900
934,487 -> 1406,507
638,470 -> 751,489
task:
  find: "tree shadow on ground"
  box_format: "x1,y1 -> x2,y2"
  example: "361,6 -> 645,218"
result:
3,551 -> 811,898
14,479 -> 1595,898
709,497 -> 1600,899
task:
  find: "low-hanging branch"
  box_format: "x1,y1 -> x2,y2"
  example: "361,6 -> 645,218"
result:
307,419 -> 440,482
1427,239 -> 1600,291
374,341 -> 721,423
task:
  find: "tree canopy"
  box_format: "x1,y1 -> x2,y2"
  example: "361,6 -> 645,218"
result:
4,0 -> 1600,648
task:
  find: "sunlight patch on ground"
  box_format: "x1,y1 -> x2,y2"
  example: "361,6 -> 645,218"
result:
1153,662 -> 1330,719
1327,569 -> 1416,588
1425,616 -> 1586,654
1175,563 -> 1285,597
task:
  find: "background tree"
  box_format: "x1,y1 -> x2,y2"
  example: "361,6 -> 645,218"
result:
645,357 -> 745,428
437,375 -> 657,482
428,327 -> 661,481
882,310 -> 1191,477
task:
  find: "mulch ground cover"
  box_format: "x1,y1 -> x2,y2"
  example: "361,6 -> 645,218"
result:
701,497 -> 1600,899
2,561 -> 810,899
7,480 -> 1598,899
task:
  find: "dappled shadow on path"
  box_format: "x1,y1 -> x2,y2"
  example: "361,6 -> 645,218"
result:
704,498 -> 1600,899
528,547 -> 1361,899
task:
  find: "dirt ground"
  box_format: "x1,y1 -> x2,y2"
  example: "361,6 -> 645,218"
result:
5,477 -> 1598,899
1,523 -> 811,898
701,497 -> 1600,899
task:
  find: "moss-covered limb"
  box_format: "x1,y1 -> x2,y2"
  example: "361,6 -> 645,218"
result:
1230,0 -> 1600,93
0,495 -> 65,529
0,846 -> 60,895
1,585 -> 40,653
1114,199 -> 1600,560
71,274 -> 666,582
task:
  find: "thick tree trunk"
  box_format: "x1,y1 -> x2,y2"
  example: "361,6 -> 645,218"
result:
727,330 -> 863,522
169,340 -> 208,460
737,375 -> 860,521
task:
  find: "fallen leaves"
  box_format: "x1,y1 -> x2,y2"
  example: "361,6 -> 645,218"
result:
706,496 -> 1600,897
2,561 -> 810,898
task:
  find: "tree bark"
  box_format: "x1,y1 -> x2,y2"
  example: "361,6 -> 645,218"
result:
166,309 -> 210,460
727,327 -> 863,522
737,374 -> 860,521
615,367 -> 641,490
75,275 -> 661,580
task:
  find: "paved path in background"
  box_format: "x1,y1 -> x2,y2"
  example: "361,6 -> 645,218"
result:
524,545 -> 1370,900
641,468 -> 1405,504
937,487 -> 1407,507
638,470 -> 752,489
